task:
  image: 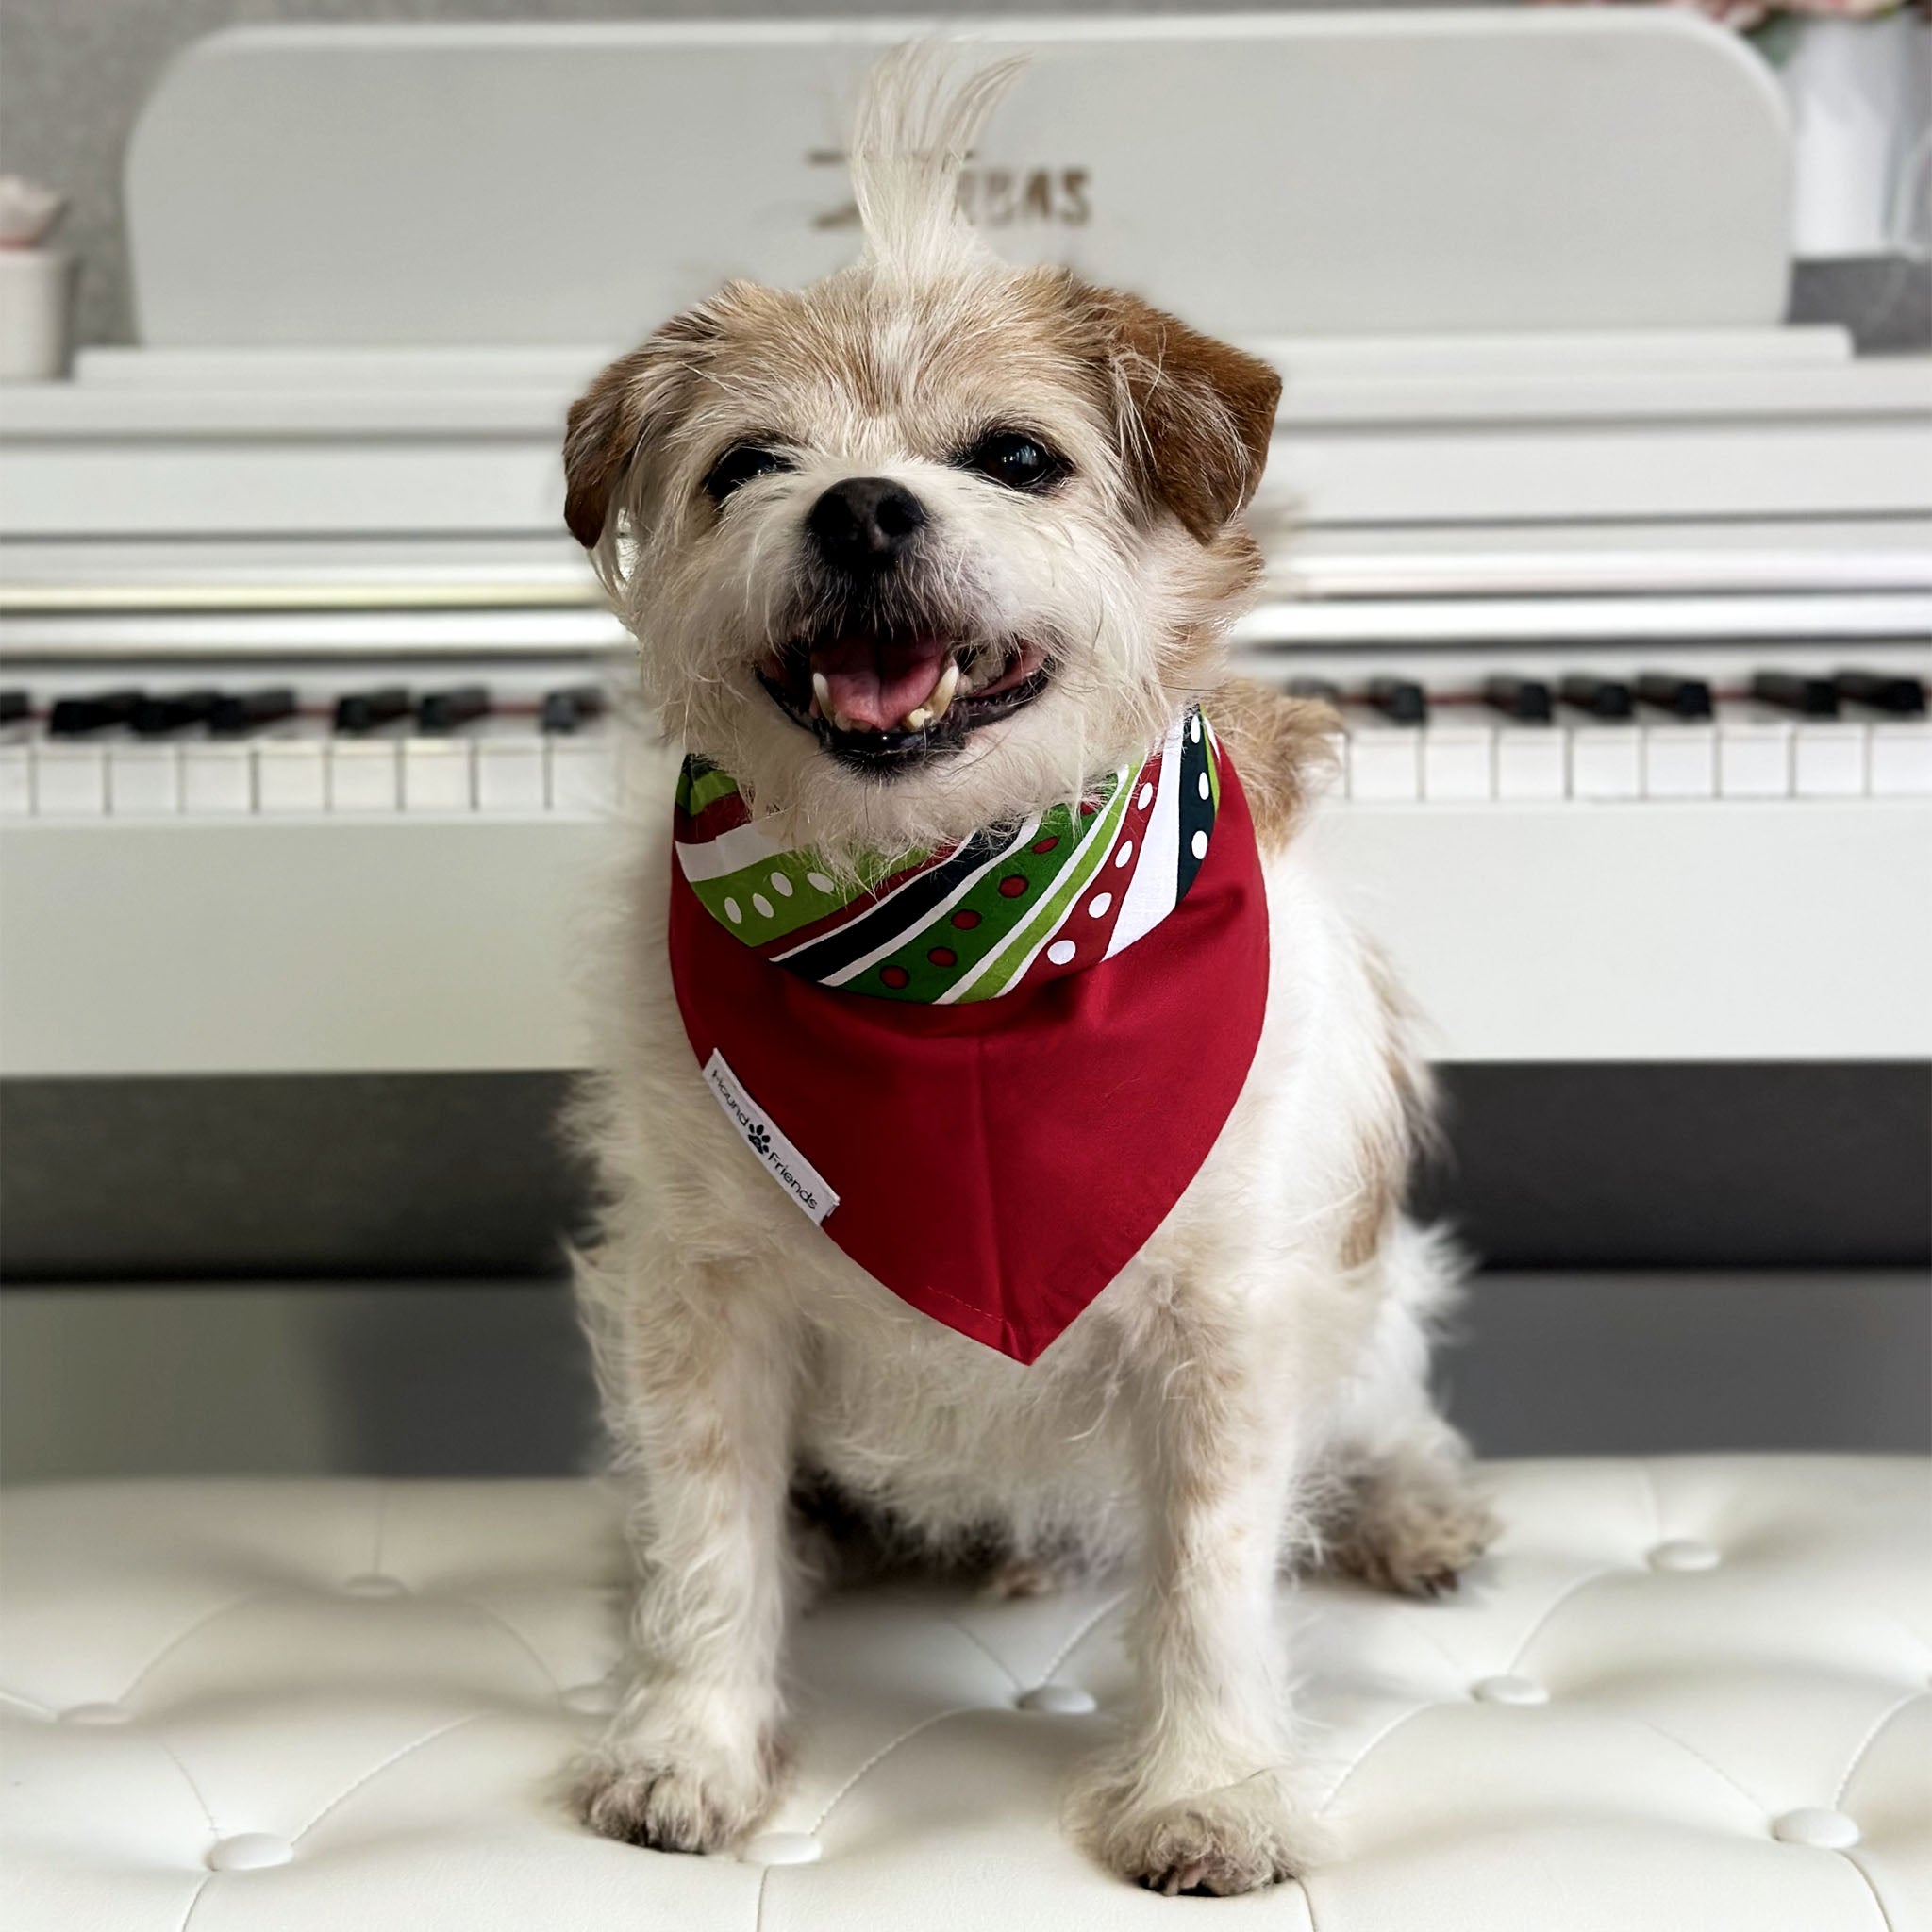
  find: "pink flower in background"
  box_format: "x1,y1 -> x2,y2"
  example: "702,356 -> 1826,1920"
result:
0,177 -> 64,249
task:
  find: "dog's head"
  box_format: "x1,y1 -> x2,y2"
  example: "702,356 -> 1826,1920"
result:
564,53 -> 1279,858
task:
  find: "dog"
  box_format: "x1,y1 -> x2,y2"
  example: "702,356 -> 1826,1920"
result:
560,50 -> 1494,1896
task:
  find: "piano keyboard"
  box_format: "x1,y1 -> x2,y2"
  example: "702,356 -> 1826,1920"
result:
0,677 -> 621,819
1310,669 -> 1932,805
3,666 -> 1926,820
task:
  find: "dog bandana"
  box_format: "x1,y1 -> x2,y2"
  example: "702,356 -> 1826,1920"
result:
667,708 -> 1270,1363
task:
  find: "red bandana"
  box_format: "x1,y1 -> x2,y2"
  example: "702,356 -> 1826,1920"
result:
667,731 -> 1270,1363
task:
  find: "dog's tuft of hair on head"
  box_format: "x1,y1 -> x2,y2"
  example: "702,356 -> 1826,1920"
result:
847,43 -> 1025,283
560,40 -> 1287,863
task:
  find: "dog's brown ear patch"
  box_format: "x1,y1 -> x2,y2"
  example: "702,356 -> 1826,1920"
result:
562,311 -> 715,549
1075,286 -> 1281,543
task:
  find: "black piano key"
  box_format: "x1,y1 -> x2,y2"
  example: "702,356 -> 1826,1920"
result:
1751,672 -> 1838,719
1482,675 -> 1553,723
1283,676 -> 1341,705
48,689 -> 142,736
1366,676 -> 1428,726
0,690 -> 28,726
540,685 -> 609,734
1834,670 -> 1926,718
1558,675 -> 1634,721
334,686 -> 412,733
1635,674 -> 1714,721
209,687 -> 298,735
417,685 -> 491,733
132,689 -> 220,736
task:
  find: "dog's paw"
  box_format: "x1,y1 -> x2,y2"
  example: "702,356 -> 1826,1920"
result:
1069,1765 -> 1327,1896
574,1732 -> 782,1854
1324,1461 -> 1497,1600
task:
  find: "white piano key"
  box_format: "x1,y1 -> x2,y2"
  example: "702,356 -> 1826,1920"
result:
32,742 -> 108,816
1717,711 -> 1791,798
329,739 -> 402,813
1568,725 -> 1642,802
1342,716 -> 1422,803
108,742 -> 182,816
0,738 -> 34,817
257,731 -> 330,814
549,732 -> 620,815
1870,722 -> 1932,797
475,734 -> 547,813
181,741 -> 254,815
1641,724 -> 1717,800
1493,726 -> 1566,802
1790,722 -> 1867,799
402,736 -> 475,813
1421,723 -> 1493,802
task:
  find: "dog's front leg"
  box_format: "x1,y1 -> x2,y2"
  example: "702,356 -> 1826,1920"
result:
1071,1291 -> 1326,1895
575,1257 -> 795,1853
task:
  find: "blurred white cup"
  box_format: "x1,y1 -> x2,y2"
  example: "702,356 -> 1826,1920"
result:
1781,14 -> 1932,258
0,250 -> 76,381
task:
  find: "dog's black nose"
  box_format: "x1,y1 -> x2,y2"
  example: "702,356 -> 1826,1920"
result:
807,477 -> 927,572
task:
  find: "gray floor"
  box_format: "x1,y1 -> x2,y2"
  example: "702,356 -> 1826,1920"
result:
2,1271 -> 1925,1483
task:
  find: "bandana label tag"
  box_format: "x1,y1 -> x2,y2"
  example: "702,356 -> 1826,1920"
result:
702,1050 -> 840,1225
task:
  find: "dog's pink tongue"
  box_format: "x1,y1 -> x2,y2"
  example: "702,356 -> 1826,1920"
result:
813,633 -> 949,732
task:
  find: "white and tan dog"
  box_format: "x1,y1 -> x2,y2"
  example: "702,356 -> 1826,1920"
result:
562,53 -> 1493,1896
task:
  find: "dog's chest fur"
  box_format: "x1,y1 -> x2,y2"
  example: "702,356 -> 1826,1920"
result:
586,816 -> 1400,1572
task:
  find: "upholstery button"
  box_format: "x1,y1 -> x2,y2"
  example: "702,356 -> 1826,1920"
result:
1773,1808 -> 1860,1850
1473,1674 -> 1549,1706
1016,1684 -> 1097,1715
207,1833 -> 294,1871
342,1574 -> 408,1597
740,1831 -> 823,1867
561,1680 -> 620,1716
58,1702 -> 133,1725
1648,1539 -> 1721,1572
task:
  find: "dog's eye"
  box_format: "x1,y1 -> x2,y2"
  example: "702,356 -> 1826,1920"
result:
962,430 -> 1067,492
703,444 -> 793,503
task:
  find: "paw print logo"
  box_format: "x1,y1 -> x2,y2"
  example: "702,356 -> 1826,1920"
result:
747,1124 -> 773,1158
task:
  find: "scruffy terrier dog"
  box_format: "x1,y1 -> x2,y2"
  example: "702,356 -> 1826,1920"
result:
562,53 -> 1493,1896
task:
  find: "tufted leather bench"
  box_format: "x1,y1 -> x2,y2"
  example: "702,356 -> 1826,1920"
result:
3,1458 -> 1926,1930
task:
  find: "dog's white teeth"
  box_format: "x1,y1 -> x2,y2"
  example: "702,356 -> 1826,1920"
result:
895,659 -> 961,732
928,659 -> 961,721
811,671 -> 832,718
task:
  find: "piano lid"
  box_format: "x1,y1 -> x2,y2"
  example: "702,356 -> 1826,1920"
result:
125,14 -> 1793,350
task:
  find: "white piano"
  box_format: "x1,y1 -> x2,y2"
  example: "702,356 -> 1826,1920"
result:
2,13 -> 1928,1087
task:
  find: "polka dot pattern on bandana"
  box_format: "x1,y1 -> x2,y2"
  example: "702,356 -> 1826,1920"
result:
674,707 -> 1224,1004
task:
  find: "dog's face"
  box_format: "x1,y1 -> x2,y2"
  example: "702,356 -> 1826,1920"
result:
565,256 -> 1278,858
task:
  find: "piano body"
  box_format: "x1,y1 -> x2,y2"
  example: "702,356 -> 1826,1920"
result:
1,16 -> 1927,1274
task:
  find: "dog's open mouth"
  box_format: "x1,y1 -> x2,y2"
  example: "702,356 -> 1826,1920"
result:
758,630 -> 1051,769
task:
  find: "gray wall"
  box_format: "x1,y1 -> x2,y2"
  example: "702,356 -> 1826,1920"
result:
0,0 -> 1469,349
4,1274 -> 1926,1482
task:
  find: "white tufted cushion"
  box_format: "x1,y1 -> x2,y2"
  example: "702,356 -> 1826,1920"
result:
3,1459 -> 1927,1931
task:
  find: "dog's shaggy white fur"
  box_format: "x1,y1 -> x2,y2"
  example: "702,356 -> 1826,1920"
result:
562,50 -> 1493,1896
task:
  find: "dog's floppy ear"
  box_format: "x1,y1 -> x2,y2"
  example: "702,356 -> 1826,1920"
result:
1075,285 -> 1280,544
562,312 -> 714,550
